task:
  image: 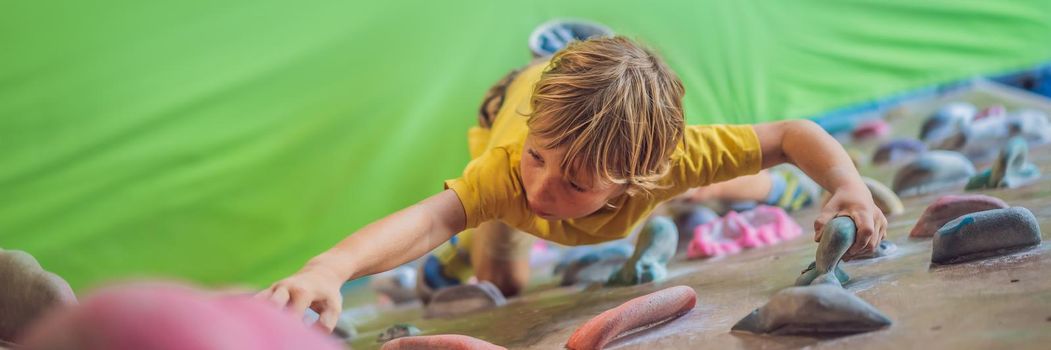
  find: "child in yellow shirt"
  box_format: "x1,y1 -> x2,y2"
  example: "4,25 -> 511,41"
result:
259,36 -> 887,331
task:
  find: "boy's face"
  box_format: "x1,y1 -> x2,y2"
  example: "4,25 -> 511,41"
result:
520,133 -> 626,220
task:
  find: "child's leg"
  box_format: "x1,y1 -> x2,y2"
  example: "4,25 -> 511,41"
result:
688,171 -> 774,203
687,166 -> 820,211
418,221 -> 533,300
416,232 -> 475,303
470,221 -> 533,297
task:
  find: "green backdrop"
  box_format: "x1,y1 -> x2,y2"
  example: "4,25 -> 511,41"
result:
2,0 -> 1050,291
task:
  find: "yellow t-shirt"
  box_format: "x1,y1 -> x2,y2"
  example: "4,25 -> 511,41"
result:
445,62 -> 763,246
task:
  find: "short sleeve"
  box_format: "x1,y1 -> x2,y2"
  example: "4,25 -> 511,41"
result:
659,124 -> 763,197
444,148 -> 522,229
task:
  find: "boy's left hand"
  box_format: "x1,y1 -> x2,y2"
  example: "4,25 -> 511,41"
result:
814,184 -> 887,260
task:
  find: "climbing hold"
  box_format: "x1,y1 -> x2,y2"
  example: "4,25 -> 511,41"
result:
891,150 -> 976,197
380,334 -> 507,350
369,266 -> 418,305
687,206 -> 802,260
608,217 -> 678,286
18,282 -> 343,350
931,207 -> 1042,264
974,105 -> 1007,121
0,248 -> 77,344
566,285 -> 696,350
920,102 -> 976,142
851,119 -> 890,141
965,137 -> 1041,190
796,261 -> 850,286
1007,109 -> 1051,144
424,282 -> 507,318
795,217 -> 855,287
563,257 -> 629,286
872,138 -> 926,165
853,240 -> 897,259
332,317 -> 357,341
731,284 -> 891,335
909,194 -> 1009,238
864,177 -> 905,216
936,108 -> 1051,163
379,324 -> 423,343
558,244 -> 632,286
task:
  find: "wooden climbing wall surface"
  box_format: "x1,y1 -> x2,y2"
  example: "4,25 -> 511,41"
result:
347,82 -> 1051,349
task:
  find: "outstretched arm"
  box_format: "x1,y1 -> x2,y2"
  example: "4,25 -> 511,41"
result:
257,189 -> 466,331
753,120 -> 886,258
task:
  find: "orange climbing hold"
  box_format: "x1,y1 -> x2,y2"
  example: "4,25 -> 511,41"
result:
565,285 -> 696,350
381,334 -> 506,350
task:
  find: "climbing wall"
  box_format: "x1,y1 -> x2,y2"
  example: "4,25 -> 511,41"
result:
348,82 -> 1051,349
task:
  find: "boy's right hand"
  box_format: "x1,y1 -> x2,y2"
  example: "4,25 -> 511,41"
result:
256,264 -> 345,332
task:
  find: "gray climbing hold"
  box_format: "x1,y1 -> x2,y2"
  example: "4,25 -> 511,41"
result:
332,317 -> 357,341
423,281 -> 507,318
931,207 -> 1042,264
940,109 -> 1051,163
377,324 -> 421,343
795,217 -> 855,287
796,261 -> 850,286
732,284 -> 892,335
0,248 -> 77,344
853,240 -> 897,259
1008,109 -> 1051,144
607,216 -> 678,286
368,266 -> 418,305
965,137 -> 1041,190
892,150 -> 976,197
872,138 -> 927,165
563,256 -> 628,286
920,102 -> 976,142
557,243 -> 632,286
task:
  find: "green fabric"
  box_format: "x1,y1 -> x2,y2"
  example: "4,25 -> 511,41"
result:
2,0 -> 1049,290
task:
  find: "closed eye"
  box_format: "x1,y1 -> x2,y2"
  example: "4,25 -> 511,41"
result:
568,181 -> 587,193
529,149 -> 544,165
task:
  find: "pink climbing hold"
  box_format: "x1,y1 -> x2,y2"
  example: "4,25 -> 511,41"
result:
18,282 -> 342,350
566,285 -> 696,350
381,334 -> 507,350
687,205 -> 802,259
851,119 -> 890,140
909,194 -> 1009,238
974,105 -> 1006,121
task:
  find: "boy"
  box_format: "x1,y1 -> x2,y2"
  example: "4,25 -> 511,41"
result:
259,36 -> 887,331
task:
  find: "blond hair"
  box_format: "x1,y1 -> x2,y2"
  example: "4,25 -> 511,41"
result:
528,36 -> 685,196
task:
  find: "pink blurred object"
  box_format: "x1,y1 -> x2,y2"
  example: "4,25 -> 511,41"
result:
529,240 -> 562,269
687,206 -> 802,259
974,105 -> 1006,121
382,334 -> 507,350
851,119 -> 891,140
19,283 -> 342,350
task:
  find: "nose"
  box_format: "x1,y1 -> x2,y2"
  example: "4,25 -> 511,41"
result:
531,171 -> 560,208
